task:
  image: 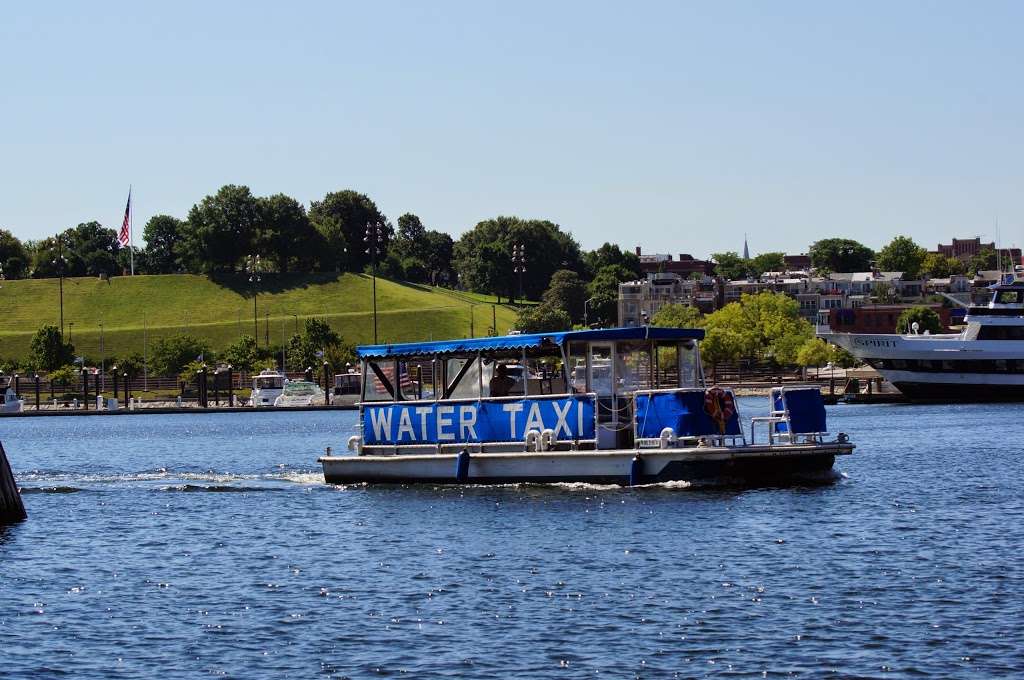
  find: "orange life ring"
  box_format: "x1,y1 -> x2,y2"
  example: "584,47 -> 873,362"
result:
703,387 -> 735,434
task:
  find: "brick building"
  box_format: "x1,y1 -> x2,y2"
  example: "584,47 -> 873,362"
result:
935,237 -> 1021,264
634,247 -> 714,276
828,304 -> 952,334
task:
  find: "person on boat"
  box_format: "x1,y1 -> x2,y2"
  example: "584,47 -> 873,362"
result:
489,363 -> 517,397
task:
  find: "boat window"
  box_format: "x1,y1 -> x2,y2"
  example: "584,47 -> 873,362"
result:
589,344 -> 614,396
362,361 -> 397,402
446,356 -> 481,400
616,341 -> 651,393
656,342 -> 679,389
568,342 -> 588,393
978,325 -> 1024,340
679,340 -> 699,387
484,359 -> 526,398
255,377 -> 283,389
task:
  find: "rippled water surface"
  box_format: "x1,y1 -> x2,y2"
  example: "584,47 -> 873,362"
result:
2,400 -> 1022,678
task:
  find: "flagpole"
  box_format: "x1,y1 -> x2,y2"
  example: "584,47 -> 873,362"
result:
129,185 -> 135,276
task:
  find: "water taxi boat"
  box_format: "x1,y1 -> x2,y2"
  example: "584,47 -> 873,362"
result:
828,280 -> 1024,401
319,328 -> 853,485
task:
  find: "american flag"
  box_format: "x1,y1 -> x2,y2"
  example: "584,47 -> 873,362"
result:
376,362 -> 417,395
118,190 -> 131,247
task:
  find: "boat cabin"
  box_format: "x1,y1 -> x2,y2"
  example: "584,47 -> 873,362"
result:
353,327 -> 742,454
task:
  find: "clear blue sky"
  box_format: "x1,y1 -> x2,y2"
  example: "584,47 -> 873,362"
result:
3,1 -> 1022,257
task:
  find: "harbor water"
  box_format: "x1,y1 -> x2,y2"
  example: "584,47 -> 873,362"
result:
1,399 -> 1022,677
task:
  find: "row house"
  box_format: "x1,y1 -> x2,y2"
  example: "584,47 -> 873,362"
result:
617,273 -> 718,327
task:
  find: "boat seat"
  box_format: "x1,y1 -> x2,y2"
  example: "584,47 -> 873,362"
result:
633,388 -> 744,447
750,387 -> 827,444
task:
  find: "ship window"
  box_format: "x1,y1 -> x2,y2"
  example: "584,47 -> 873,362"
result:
891,359 -> 908,369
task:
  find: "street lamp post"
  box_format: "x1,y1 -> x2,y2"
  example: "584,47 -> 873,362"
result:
512,243 -> 527,302
246,254 -> 262,345
584,297 -> 595,328
52,235 -> 69,340
365,221 -> 385,344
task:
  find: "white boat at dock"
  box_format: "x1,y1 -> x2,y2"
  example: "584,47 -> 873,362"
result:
250,369 -> 287,407
319,328 -> 854,486
827,279 -> 1024,401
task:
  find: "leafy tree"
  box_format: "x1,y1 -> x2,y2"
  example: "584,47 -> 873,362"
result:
282,318 -> 344,371
180,185 -> 261,272
809,238 -> 874,273
308,190 -> 389,272
452,216 -> 584,301
795,338 -> 833,368
876,236 -> 927,279
701,291 -> 814,364
921,252 -> 966,278
142,215 -> 185,274
651,303 -> 703,329
896,307 -> 943,334
829,344 -> 859,368
0,228 -> 29,279
871,282 -> 899,303
68,221 -> 121,276
513,303 -> 572,333
585,264 -> 635,326
395,213 -> 426,247
711,251 -> 751,280
303,317 -> 342,349
257,194 -> 320,274
150,334 -> 211,376
542,270 -> 587,323
750,251 -> 786,275
113,352 -> 145,379
28,325 -> 75,371
584,243 -> 642,279
421,230 -> 454,285
968,247 -> 998,274
222,335 -> 259,372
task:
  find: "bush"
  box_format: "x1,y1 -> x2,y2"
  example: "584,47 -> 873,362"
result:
896,307 -> 942,335
150,334 -> 212,376
29,325 -> 75,372
513,303 -> 572,333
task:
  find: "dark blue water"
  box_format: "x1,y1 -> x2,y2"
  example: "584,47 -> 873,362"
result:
2,400 -> 1022,678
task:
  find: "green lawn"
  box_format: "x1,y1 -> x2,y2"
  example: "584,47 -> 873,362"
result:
0,273 -> 520,361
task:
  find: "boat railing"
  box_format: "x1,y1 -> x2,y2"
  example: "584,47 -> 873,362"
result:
632,387 -> 746,448
357,392 -> 600,455
749,386 -> 828,445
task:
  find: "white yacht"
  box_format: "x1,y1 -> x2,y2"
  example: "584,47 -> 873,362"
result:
827,280 -> 1024,401
250,369 -> 287,407
273,380 -> 326,407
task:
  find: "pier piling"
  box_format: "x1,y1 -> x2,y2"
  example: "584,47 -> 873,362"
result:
0,441 -> 27,524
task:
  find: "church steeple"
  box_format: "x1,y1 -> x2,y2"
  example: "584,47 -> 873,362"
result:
743,233 -> 749,260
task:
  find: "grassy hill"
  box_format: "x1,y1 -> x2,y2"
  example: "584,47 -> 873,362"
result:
0,273 -> 520,362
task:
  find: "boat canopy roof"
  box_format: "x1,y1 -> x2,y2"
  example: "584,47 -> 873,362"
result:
357,327 -> 705,359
